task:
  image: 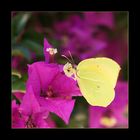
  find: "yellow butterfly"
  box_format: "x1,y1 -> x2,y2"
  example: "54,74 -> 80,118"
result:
63,57 -> 121,107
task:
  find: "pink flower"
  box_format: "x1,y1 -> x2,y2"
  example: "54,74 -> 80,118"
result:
12,86 -> 56,128
25,38 -> 81,124
26,62 -> 80,124
100,34 -> 128,65
53,14 -> 107,61
84,12 -> 115,29
12,100 -> 25,128
43,38 -> 54,63
12,90 -> 25,103
89,81 -> 128,128
12,56 -> 28,73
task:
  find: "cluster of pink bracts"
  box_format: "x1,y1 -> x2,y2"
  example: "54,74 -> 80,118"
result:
12,12 -> 128,128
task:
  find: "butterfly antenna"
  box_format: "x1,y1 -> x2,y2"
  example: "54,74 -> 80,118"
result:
68,51 -> 75,65
61,55 -> 73,64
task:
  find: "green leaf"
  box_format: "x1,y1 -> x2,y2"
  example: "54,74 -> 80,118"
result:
50,113 -> 67,128
12,70 -> 22,82
67,97 -> 88,128
12,49 -> 23,56
115,12 -> 128,31
122,61 -> 128,81
12,71 -> 22,78
12,46 -> 31,61
12,75 -> 20,83
12,78 -> 26,91
12,71 -> 27,91
21,39 -> 43,56
11,12 -> 32,36
23,29 -> 44,44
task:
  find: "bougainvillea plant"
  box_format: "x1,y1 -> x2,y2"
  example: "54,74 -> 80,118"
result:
12,12 -> 128,128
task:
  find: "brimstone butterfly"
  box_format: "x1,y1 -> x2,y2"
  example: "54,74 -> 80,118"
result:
63,57 -> 121,107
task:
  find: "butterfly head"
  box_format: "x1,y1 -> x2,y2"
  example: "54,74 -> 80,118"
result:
62,51 -> 77,79
63,62 -> 76,77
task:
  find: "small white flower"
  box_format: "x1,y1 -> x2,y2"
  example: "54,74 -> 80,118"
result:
46,48 -> 57,55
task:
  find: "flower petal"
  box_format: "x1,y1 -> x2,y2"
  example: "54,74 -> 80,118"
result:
44,38 -> 53,63
39,97 -> 75,124
110,81 -> 128,109
19,85 -> 41,116
45,115 -> 56,128
84,12 -> 114,29
32,111 -> 50,128
12,91 -> 25,103
113,108 -> 128,127
51,72 -> 82,97
27,62 -> 59,96
12,100 -> 25,128
89,106 -> 105,128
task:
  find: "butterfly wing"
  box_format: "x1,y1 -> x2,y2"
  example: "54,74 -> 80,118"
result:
77,77 -> 115,107
76,57 -> 120,107
77,57 -> 121,88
